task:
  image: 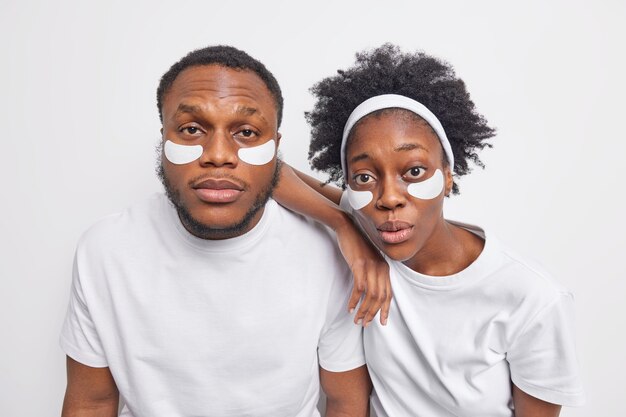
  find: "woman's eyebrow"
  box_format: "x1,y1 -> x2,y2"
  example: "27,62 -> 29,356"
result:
394,143 -> 428,153
349,152 -> 370,164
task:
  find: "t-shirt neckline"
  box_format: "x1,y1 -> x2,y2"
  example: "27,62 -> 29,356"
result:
390,220 -> 501,291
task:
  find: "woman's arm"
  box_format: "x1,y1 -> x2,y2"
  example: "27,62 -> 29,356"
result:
512,384 -> 561,417
274,163 -> 391,326
287,166 -> 344,205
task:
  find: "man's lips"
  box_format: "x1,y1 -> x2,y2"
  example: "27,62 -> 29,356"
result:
377,221 -> 414,244
192,178 -> 244,203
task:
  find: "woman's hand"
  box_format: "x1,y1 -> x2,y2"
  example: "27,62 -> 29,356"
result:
334,220 -> 391,326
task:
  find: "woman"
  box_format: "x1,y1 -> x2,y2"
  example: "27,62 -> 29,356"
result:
276,44 -> 584,416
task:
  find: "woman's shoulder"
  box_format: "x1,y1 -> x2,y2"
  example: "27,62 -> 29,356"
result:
449,218 -> 570,301
483,232 -> 572,312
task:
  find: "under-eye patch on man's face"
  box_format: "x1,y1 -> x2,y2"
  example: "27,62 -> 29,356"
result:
164,140 -> 203,165
347,186 -> 374,210
407,169 -> 444,200
237,139 -> 276,165
163,139 -> 276,165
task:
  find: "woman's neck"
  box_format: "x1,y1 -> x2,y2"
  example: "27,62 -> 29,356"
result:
403,219 -> 485,276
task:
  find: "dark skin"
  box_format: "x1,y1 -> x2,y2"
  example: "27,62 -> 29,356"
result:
160,64 -> 281,239
513,385 -> 562,417
62,65 -> 371,416
345,113 -> 482,276
62,357 -> 118,417
320,367 -> 371,417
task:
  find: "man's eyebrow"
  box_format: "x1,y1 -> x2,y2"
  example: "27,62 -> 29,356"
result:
235,105 -> 267,123
175,103 -> 202,116
394,143 -> 428,153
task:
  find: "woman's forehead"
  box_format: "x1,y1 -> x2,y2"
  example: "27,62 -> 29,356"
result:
347,111 -> 442,157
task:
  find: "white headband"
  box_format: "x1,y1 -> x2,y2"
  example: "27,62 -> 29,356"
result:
340,94 -> 455,177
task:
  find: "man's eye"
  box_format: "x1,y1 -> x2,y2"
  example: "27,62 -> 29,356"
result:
404,166 -> 426,180
181,126 -> 201,135
354,174 -> 374,185
235,129 -> 257,139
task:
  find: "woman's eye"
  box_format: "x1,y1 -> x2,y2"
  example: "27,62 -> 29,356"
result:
404,166 -> 426,180
354,173 -> 374,185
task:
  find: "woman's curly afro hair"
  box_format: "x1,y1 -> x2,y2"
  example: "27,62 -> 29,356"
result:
306,43 -> 496,194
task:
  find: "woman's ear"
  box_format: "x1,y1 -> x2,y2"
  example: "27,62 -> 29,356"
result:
444,167 -> 454,197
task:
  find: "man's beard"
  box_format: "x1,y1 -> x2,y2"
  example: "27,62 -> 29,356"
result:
156,157 -> 282,240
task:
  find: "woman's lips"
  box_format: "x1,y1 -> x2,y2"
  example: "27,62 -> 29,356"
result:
193,179 -> 243,203
377,221 -> 414,244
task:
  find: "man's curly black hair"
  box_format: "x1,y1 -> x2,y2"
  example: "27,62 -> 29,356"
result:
306,43 -> 495,194
157,45 -> 283,127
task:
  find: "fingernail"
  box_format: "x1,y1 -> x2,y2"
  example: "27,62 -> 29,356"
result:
356,319 -> 362,326
349,308 -> 355,314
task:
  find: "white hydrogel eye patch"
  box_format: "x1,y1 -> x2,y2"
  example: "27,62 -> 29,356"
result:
347,186 -> 373,210
238,139 -> 276,165
164,140 -> 203,165
407,169 -> 444,200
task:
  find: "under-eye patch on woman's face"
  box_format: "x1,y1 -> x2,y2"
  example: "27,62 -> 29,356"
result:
163,139 -> 276,165
347,186 -> 374,210
237,139 -> 276,165
407,169 -> 444,200
164,140 -> 203,165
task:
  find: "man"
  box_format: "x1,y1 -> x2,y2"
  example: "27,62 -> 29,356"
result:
60,45 -> 371,416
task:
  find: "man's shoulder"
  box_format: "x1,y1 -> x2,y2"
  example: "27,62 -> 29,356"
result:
270,200 -> 339,246
77,193 -> 167,250
269,201 -> 347,270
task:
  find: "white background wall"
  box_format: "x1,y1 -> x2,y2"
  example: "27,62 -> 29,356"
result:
1,0 -> 624,415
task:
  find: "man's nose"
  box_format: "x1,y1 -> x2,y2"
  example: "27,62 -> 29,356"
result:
199,131 -> 238,167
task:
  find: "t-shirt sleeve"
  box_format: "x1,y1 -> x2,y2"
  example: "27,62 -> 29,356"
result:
59,249 -> 108,368
507,292 -> 585,406
317,258 -> 365,372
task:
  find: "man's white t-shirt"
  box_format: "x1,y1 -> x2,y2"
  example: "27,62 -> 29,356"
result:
61,194 -> 365,417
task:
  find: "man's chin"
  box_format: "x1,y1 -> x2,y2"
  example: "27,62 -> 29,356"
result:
176,202 -> 264,241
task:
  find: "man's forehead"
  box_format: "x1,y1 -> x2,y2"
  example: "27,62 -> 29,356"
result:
164,65 -> 275,112
172,65 -> 269,94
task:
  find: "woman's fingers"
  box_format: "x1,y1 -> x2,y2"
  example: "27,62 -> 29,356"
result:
353,260 -> 390,326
